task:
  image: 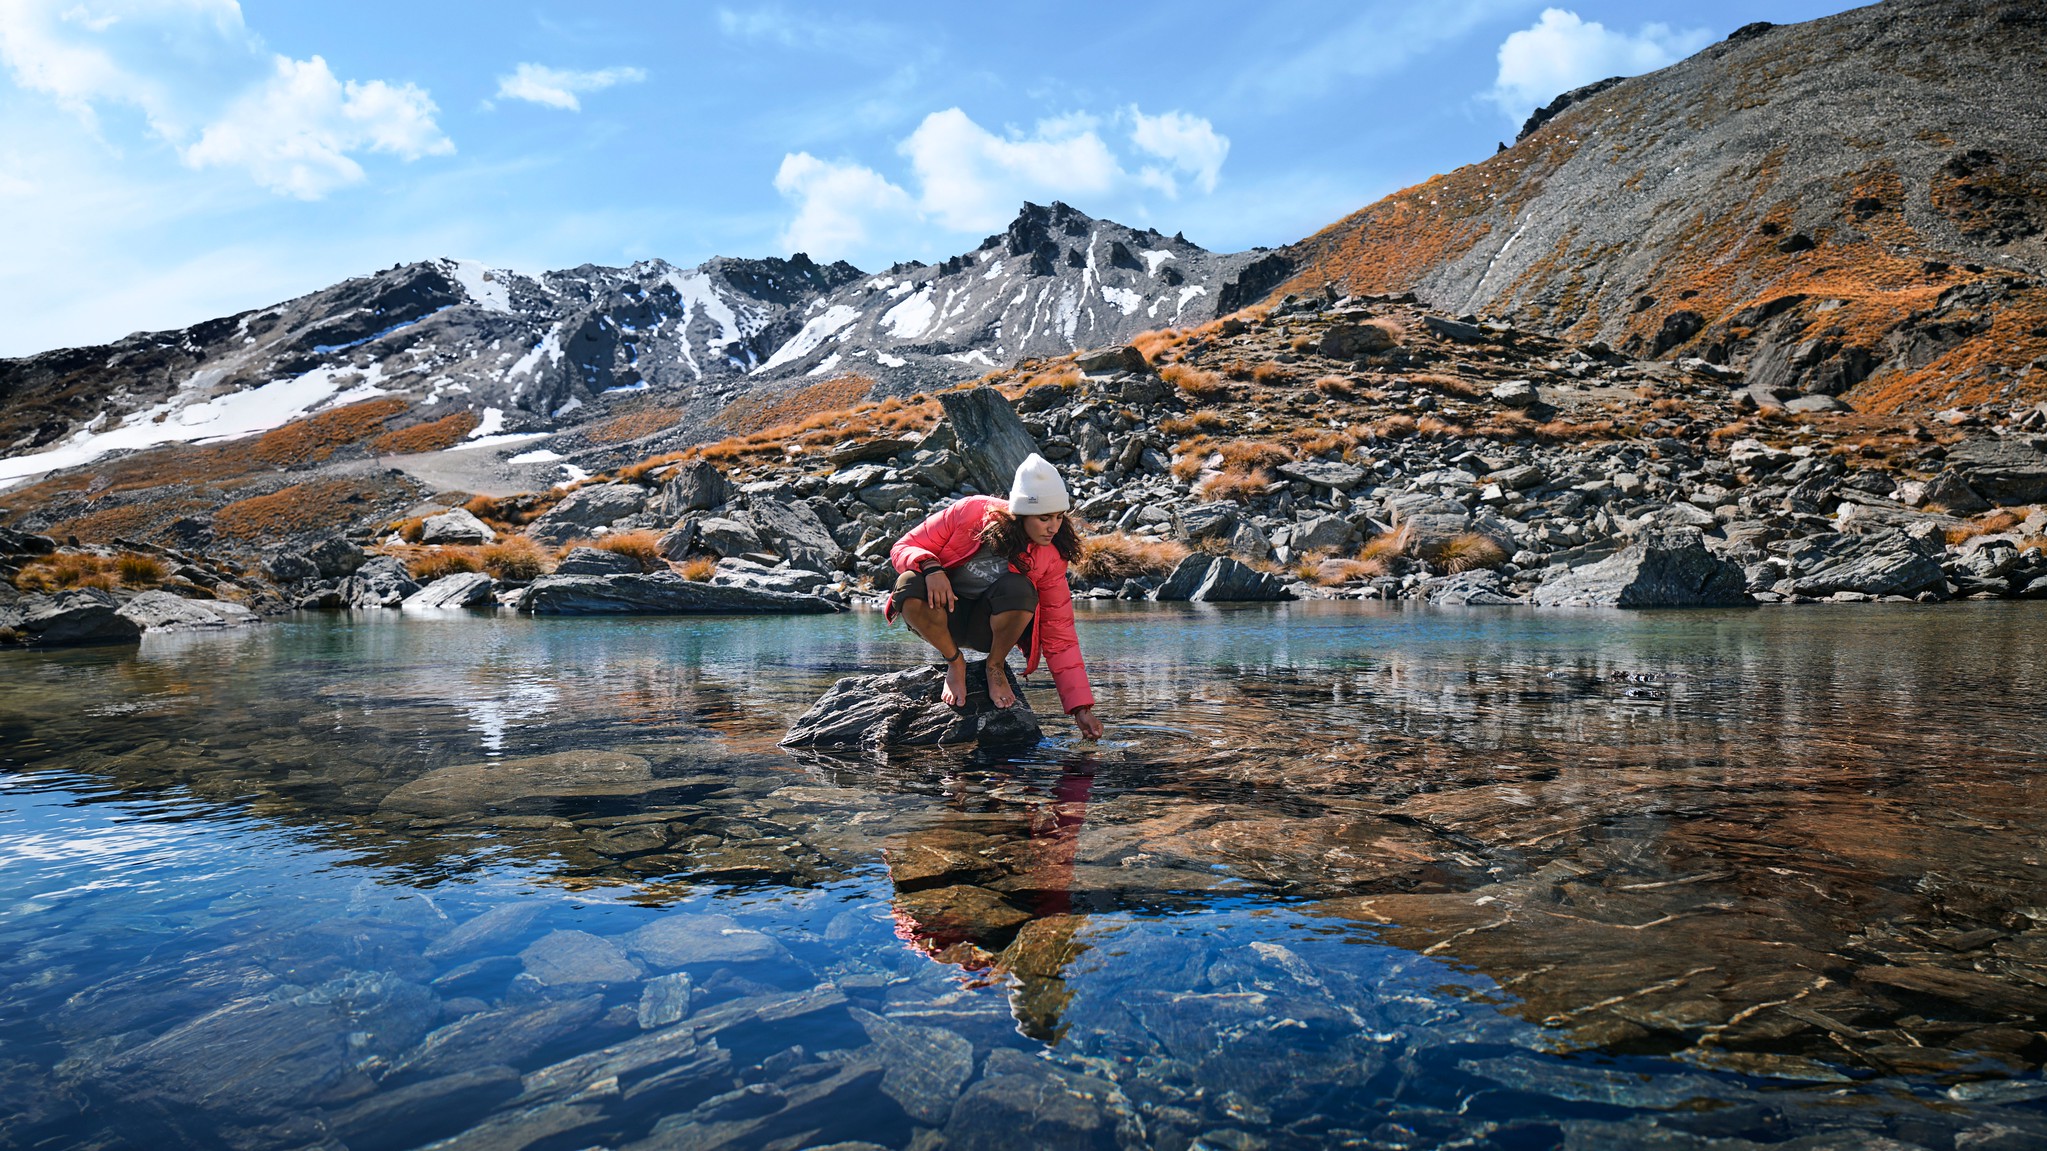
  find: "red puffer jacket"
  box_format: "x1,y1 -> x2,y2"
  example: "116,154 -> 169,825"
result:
889,495 -> 1095,714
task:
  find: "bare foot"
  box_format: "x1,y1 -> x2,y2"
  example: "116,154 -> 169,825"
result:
941,653 -> 967,708
987,667 -> 1016,709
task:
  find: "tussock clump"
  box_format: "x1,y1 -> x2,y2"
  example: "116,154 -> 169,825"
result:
1073,533 -> 1189,583
589,408 -> 682,445
1202,467 -> 1273,504
1161,363 -> 1229,400
1945,508 -> 2025,546
1294,550 -> 1389,586
1313,375 -> 1355,398
14,553 -> 118,592
1250,361 -> 1291,384
115,552 -> 166,585
371,410 -> 481,455
1159,412 -> 1229,436
1439,532 -> 1508,573
1410,373 -> 1485,399
408,548 -> 481,581
390,516 -> 428,544
1215,440 -> 1292,471
1365,415 -> 1419,440
679,556 -> 718,582
594,530 -> 665,572
481,537 -> 549,582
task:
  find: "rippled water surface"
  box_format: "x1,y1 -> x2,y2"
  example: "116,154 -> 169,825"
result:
4,602 -> 2047,1150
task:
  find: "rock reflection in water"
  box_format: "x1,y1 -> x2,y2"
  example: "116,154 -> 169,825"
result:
3,605 -> 2047,1149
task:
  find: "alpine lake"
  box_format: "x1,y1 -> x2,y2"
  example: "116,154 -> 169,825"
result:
3,601 -> 2046,1151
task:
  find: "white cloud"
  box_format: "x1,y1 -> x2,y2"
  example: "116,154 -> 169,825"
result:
0,0 -> 450,197
1488,8 -> 1712,124
183,54 -> 451,198
1128,107 -> 1228,196
772,151 -> 918,256
770,105 -> 1229,263
494,62 -> 646,112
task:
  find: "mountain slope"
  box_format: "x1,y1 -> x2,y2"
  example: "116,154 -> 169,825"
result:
1263,0 -> 2047,415
0,203 -> 1273,490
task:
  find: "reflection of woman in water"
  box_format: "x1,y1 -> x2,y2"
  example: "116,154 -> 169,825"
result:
885,453 -> 1104,741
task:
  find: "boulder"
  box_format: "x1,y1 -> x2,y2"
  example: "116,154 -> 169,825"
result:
1491,380 -> 1540,408
419,508 -> 496,545
1782,531 -> 1947,598
0,528 -> 57,557
937,388 -> 1042,495
1149,555 -> 1293,602
308,536 -> 367,578
339,555 -> 420,609
518,572 -> 839,615
656,460 -> 730,515
403,572 -> 498,610
118,590 -> 258,631
527,483 -> 649,545
695,516 -> 763,557
828,437 -> 918,466
1277,459 -> 1367,490
1532,528 -> 1751,607
744,495 -> 844,572
1397,512 -> 1475,560
7,589 -> 143,646
1176,502 -> 1239,543
1486,463 -> 1546,491
1074,345 -> 1148,375
1785,394 -> 1850,413
781,659 -> 1041,753
711,558 -> 831,595
553,547 -> 639,576
1426,570 -> 1523,605
264,550 -> 319,583
656,518 -> 698,561
1319,323 -> 1397,358
1423,315 -> 1485,343
1291,514 -> 1357,554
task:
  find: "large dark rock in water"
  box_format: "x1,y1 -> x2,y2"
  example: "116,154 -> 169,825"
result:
938,387 -> 1042,495
518,572 -> 839,615
2,588 -> 143,646
782,658 -> 1041,753
1152,555 -> 1293,602
1782,530 -> 1947,597
1532,528 -> 1750,608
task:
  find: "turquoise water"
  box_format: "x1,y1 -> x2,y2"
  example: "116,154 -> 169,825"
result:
3,603 -> 2046,1149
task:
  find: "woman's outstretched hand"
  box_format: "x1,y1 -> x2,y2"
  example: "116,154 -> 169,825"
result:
1072,706 -> 1103,741
924,570 -> 955,611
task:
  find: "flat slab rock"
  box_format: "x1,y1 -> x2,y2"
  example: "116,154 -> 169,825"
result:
1533,528 -> 1750,608
782,659 -> 1042,753
518,572 -> 840,615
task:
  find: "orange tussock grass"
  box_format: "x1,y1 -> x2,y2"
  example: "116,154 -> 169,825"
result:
1160,363 -> 1228,400
1439,532 -> 1508,573
1289,334 -> 1317,353
713,374 -> 875,436
1250,361 -> 1291,385
1536,418 -> 1620,442
213,480 -> 391,543
115,552 -> 166,585
1295,552 -> 1389,586
1130,328 -> 1189,363
618,451 -> 687,486
1073,533 -> 1189,583
1158,412 -> 1229,436
1313,375 -> 1355,398
390,516 -> 428,544
2016,535 -> 2047,556
408,548 -> 481,581
1295,430 -> 1349,457
1169,450 -> 1212,484
1363,414 -> 1419,440
691,391 -> 941,468
256,397 -> 411,465
1202,466 -> 1273,504
371,409 -> 481,455
589,407 -> 682,445
481,537 -> 549,582
1360,534 -> 1407,564
1215,440 -> 1292,471
679,556 -> 718,582
1410,373 -> 1485,399
1945,509 -> 2026,546
594,530 -> 664,572
14,553 -> 118,592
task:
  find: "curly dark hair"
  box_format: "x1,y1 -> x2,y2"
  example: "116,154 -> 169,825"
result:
979,505 -> 1082,563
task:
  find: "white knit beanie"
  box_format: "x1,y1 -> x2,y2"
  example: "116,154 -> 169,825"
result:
1007,453 -> 1070,515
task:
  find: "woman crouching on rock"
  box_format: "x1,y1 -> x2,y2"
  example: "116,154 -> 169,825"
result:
886,453 -> 1104,741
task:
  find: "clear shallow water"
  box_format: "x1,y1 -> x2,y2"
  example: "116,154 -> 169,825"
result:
3,603 -> 2047,1150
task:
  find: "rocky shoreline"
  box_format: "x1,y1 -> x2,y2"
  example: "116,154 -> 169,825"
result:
7,294 -> 2047,648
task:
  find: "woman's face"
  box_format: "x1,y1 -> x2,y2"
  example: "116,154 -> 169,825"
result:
1021,511 -> 1064,547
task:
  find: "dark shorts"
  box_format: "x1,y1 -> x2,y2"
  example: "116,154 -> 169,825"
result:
892,567 -> 1038,654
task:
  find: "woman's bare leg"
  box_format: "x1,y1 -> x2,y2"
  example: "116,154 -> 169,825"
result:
901,597 -> 968,706
983,609 -> 1033,708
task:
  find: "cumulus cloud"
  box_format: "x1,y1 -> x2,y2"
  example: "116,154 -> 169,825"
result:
0,0 -> 450,197
772,105 -> 1228,261
773,151 -> 919,256
183,55 -> 451,198
1488,8 -> 1712,124
1128,107 -> 1228,196
494,63 -> 646,112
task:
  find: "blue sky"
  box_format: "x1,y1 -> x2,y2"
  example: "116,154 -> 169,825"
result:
0,0 -> 1866,357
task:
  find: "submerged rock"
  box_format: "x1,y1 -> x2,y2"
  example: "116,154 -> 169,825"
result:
517,572 -> 839,615
1532,528 -> 1750,608
781,658 -> 1042,752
